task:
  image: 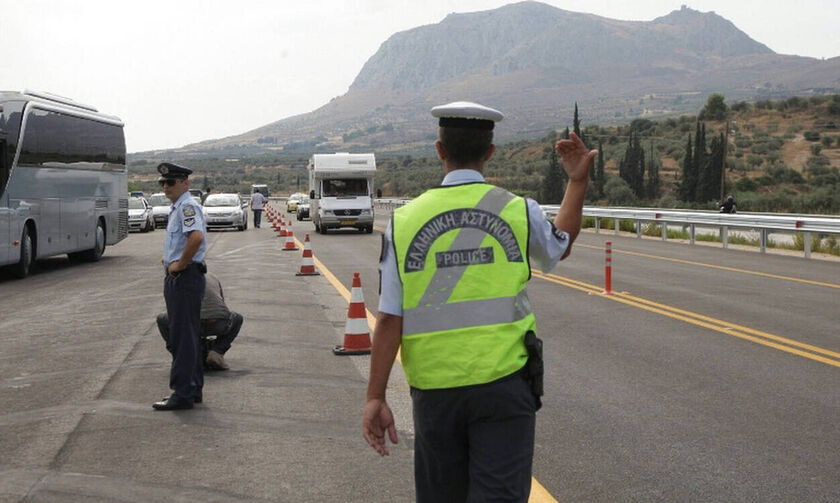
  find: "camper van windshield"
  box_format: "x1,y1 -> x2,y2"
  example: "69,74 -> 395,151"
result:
323,178 -> 368,197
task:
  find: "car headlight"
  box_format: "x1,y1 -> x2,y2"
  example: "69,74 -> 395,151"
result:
361,209 -> 371,216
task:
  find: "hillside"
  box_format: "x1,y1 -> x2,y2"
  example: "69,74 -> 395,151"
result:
128,96 -> 840,214
132,2 -> 840,160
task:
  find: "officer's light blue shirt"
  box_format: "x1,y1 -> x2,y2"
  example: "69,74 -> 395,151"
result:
164,191 -> 207,267
378,169 -> 569,316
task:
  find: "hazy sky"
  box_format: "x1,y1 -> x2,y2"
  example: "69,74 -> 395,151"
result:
2,0 -> 838,153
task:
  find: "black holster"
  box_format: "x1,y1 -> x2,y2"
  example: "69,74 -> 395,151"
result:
524,331 -> 544,411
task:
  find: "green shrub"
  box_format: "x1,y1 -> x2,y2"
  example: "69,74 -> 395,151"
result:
604,176 -> 636,205
803,130 -> 821,141
735,177 -> 758,191
822,136 -> 835,147
764,163 -> 805,184
747,154 -> 764,167
811,144 -> 823,156
735,137 -> 752,148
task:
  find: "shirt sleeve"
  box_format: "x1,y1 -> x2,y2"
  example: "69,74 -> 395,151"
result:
377,219 -> 403,316
527,198 -> 569,273
179,201 -> 205,235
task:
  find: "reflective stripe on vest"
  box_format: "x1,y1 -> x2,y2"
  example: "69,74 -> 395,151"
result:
393,183 -> 535,389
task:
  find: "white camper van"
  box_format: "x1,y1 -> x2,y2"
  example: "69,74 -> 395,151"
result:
308,153 -> 376,234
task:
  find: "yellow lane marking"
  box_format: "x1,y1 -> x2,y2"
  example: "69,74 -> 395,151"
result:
295,234 -> 558,503
575,243 -> 840,289
532,270 -> 840,369
529,479 -> 560,503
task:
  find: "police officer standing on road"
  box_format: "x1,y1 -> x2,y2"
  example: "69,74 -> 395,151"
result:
154,162 -> 208,411
362,102 -> 596,501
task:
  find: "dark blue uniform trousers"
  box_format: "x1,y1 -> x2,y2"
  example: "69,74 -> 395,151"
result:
411,369 -> 536,503
163,265 -> 205,402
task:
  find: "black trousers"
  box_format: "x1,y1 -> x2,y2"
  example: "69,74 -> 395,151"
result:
163,264 -> 205,402
156,311 -> 243,359
411,370 -> 536,503
252,209 -> 262,228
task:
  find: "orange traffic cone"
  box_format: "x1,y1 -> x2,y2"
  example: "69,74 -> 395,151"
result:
296,234 -> 320,276
282,230 -> 299,251
334,272 -> 371,355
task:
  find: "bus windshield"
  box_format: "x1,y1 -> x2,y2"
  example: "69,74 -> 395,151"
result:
323,178 -> 368,197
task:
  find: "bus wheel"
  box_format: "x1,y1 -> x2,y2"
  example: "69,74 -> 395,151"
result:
12,228 -> 34,279
83,220 -> 106,262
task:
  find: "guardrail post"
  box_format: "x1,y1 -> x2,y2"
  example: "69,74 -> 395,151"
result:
690,224 -> 696,245
804,231 -> 812,259
614,218 -> 620,235
636,219 -> 642,239
661,222 -> 667,241
603,241 -> 612,295
595,217 -> 600,234
760,229 -> 767,253
721,226 -> 728,248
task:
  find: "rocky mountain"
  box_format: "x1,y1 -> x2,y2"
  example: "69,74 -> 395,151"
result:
147,1 -> 840,158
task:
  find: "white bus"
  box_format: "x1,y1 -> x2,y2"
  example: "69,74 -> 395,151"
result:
0,90 -> 128,278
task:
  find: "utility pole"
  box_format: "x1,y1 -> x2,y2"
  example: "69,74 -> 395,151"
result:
720,119 -> 730,204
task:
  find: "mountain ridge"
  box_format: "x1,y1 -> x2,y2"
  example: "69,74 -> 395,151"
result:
139,2 -> 840,158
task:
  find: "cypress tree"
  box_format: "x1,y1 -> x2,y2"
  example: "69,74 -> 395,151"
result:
633,133 -> 645,198
595,139 -> 606,199
697,133 -> 724,202
646,139 -> 660,200
541,134 -> 566,203
619,132 -> 646,198
678,134 -> 695,202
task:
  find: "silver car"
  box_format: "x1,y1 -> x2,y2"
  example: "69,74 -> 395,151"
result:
203,193 -> 248,231
149,193 -> 170,228
128,197 -> 154,233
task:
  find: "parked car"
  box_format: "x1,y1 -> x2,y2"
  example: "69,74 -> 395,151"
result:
296,196 -> 310,220
203,193 -> 248,231
287,192 -> 306,212
148,193 -> 170,228
128,197 -> 154,232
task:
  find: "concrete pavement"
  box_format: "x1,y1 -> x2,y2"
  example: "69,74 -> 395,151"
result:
0,223 -> 415,502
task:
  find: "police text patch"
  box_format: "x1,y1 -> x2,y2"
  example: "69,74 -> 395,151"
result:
436,247 -> 494,268
184,217 -> 195,227
183,206 -> 196,217
404,208 -> 522,272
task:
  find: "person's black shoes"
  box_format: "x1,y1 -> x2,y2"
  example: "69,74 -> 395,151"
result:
153,394 -> 194,411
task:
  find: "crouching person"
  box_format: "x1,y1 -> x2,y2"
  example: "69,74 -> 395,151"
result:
157,272 -> 243,370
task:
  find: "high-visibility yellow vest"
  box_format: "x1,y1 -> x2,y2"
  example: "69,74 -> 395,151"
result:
393,182 -> 535,390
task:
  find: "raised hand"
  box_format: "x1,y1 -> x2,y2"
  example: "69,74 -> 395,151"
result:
556,132 -> 598,182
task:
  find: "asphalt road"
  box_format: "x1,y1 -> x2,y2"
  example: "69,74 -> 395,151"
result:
1,206 -> 838,502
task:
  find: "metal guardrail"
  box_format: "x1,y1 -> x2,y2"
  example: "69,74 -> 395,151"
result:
542,206 -> 840,259
376,199 -> 840,259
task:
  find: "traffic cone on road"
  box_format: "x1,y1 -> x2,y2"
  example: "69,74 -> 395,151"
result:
282,230 -> 299,251
333,272 -> 371,355
296,234 -> 320,276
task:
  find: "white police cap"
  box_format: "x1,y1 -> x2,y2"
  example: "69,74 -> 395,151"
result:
431,101 -> 503,130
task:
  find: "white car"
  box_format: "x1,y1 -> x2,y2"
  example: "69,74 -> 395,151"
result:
203,193 -> 248,231
148,193 -> 170,228
128,197 -> 154,233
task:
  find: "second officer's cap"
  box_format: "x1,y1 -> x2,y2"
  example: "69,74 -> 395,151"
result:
157,162 -> 193,182
431,101 -> 504,131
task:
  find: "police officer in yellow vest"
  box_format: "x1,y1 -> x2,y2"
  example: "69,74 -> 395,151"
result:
363,101 -> 596,502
